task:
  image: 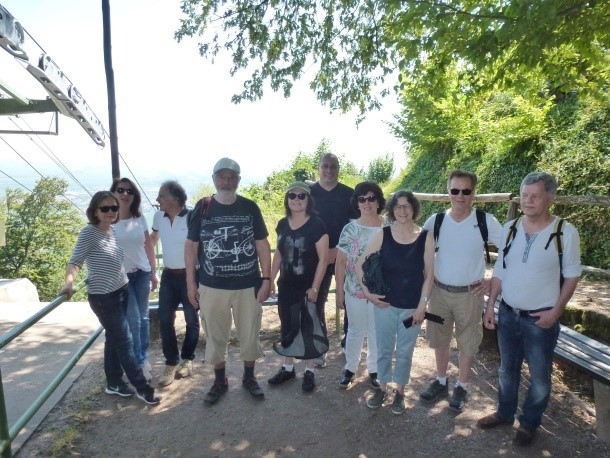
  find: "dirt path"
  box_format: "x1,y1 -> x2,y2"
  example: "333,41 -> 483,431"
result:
18,287 -> 610,458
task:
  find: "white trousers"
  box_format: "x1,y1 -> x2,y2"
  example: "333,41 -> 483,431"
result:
344,293 -> 377,373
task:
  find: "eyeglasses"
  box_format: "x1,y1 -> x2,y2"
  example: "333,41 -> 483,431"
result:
99,205 -> 119,213
357,195 -> 377,203
116,187 -> 135,195
450,188 -> 473,196
287,192 -> 308,200
394,204 -> 412,212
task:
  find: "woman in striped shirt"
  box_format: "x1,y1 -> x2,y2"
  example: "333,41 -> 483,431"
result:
59,191 -> 160,405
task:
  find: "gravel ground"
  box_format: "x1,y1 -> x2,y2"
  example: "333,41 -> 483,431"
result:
17,296 -> 610,458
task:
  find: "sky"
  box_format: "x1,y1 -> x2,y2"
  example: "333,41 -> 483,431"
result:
0,0 -> 406,197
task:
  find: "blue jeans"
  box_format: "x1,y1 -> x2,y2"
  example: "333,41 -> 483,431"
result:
126,269 -> 151,366
158,270 -> 200,365
374,305 -> 419,386
88,286 -> 148,390
497,302 -> 560,430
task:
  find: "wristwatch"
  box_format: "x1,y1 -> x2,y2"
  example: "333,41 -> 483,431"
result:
421,296 -> 429,303
311,287 -> 319,293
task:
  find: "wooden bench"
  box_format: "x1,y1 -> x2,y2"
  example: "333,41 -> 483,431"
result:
554,324 -> 610,442
493,300 -> 610,442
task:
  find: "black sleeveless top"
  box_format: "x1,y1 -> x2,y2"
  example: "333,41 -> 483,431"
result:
381,225 -> 428,309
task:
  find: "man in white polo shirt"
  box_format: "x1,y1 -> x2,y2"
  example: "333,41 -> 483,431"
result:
150,180 -> 200,387
420,170 -> 502,412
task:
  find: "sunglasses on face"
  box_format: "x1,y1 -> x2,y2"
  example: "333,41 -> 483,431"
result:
357,195 -> 377,203
116,187 -> 135,195
287,192 -> 308,200
99,205 -> 119,213
450,188 -> 473,196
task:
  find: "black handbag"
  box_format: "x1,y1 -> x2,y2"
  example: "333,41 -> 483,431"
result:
273,295 -> 329,360
362,250 -> 389,296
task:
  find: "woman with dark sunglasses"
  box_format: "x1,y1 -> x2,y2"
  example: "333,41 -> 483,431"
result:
335,181 -> 386,390
267,181 -> 329,393
58,191 -> 160,405
110,178 -> 158,381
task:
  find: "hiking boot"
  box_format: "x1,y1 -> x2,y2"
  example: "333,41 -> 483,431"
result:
136,385 -> 161,405
514,426 -> 535,446
391,391 -> 405,415
268,367 -> 296,386
302,371 -> 316,393
159,365 -> 178,387
243,378 -> 265,399
369,372 -> 380,388
477,413 -> 514,429
448,385 -> 467,412
314,354 -> 327,368
339,370 -> 355,389
176,360 -> 193,379
366,388 -> 386,409
420,379 -> 449,403
105,383 -> 135,397
204,379 -> 228,406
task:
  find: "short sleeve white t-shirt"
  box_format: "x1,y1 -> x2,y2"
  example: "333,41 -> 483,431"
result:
152,210 -> 189,269
493,216 -> 582,310
423,209 -> 502,286
113,215 -> 151,272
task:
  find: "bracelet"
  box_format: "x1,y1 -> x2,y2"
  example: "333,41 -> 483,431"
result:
261,277 -> 271,281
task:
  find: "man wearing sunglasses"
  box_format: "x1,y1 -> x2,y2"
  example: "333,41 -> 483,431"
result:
420,170 -> 502,412
186,157 -> 272,406
309,153 -> 358,367
150,180 -> 201,388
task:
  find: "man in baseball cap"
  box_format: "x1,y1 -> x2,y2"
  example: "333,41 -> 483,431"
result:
186,157 -> 272,406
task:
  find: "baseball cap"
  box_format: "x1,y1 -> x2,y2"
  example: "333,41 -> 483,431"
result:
213,157 -> 241,175
287,181 -> 311,195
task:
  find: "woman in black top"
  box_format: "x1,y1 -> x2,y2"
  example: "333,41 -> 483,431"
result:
268,182 -> 329,393
356,190 -> 434,415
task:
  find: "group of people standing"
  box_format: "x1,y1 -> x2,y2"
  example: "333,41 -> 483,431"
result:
60,154 -> 581,447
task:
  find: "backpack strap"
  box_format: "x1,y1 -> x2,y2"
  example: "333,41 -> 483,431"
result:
475,208 -> 491,263
200,196 -> 212,222
433,211 -> 445,253
544,218 -> 565,287
502,217 -> 521,268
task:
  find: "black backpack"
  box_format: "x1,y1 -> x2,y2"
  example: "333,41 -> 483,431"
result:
502,216 -> 565,286
433,208 -> 491,263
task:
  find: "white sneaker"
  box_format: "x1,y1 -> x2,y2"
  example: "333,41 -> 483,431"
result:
159,365 -> 178,387
176,360 -> 193,379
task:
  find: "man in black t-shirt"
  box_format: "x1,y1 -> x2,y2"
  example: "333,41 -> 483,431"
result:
309,153 -> 357,366
186,157 -> 272,406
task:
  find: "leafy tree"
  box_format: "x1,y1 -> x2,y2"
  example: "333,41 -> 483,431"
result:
176,0 -> 609,115
366,153 -> 394,183
0,178 -> 84,300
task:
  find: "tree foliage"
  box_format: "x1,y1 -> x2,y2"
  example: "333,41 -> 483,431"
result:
240,139 -> 364,243
366,153 -> 394,183
0,178 -> 84,300
176,0 -> 610,115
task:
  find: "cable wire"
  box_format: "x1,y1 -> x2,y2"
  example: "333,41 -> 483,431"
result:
0,136 -> 87,215
118,153 -> 157,210
8,117 -> 93,197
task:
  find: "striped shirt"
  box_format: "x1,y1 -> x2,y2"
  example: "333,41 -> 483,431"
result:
69,224 -> 128,294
